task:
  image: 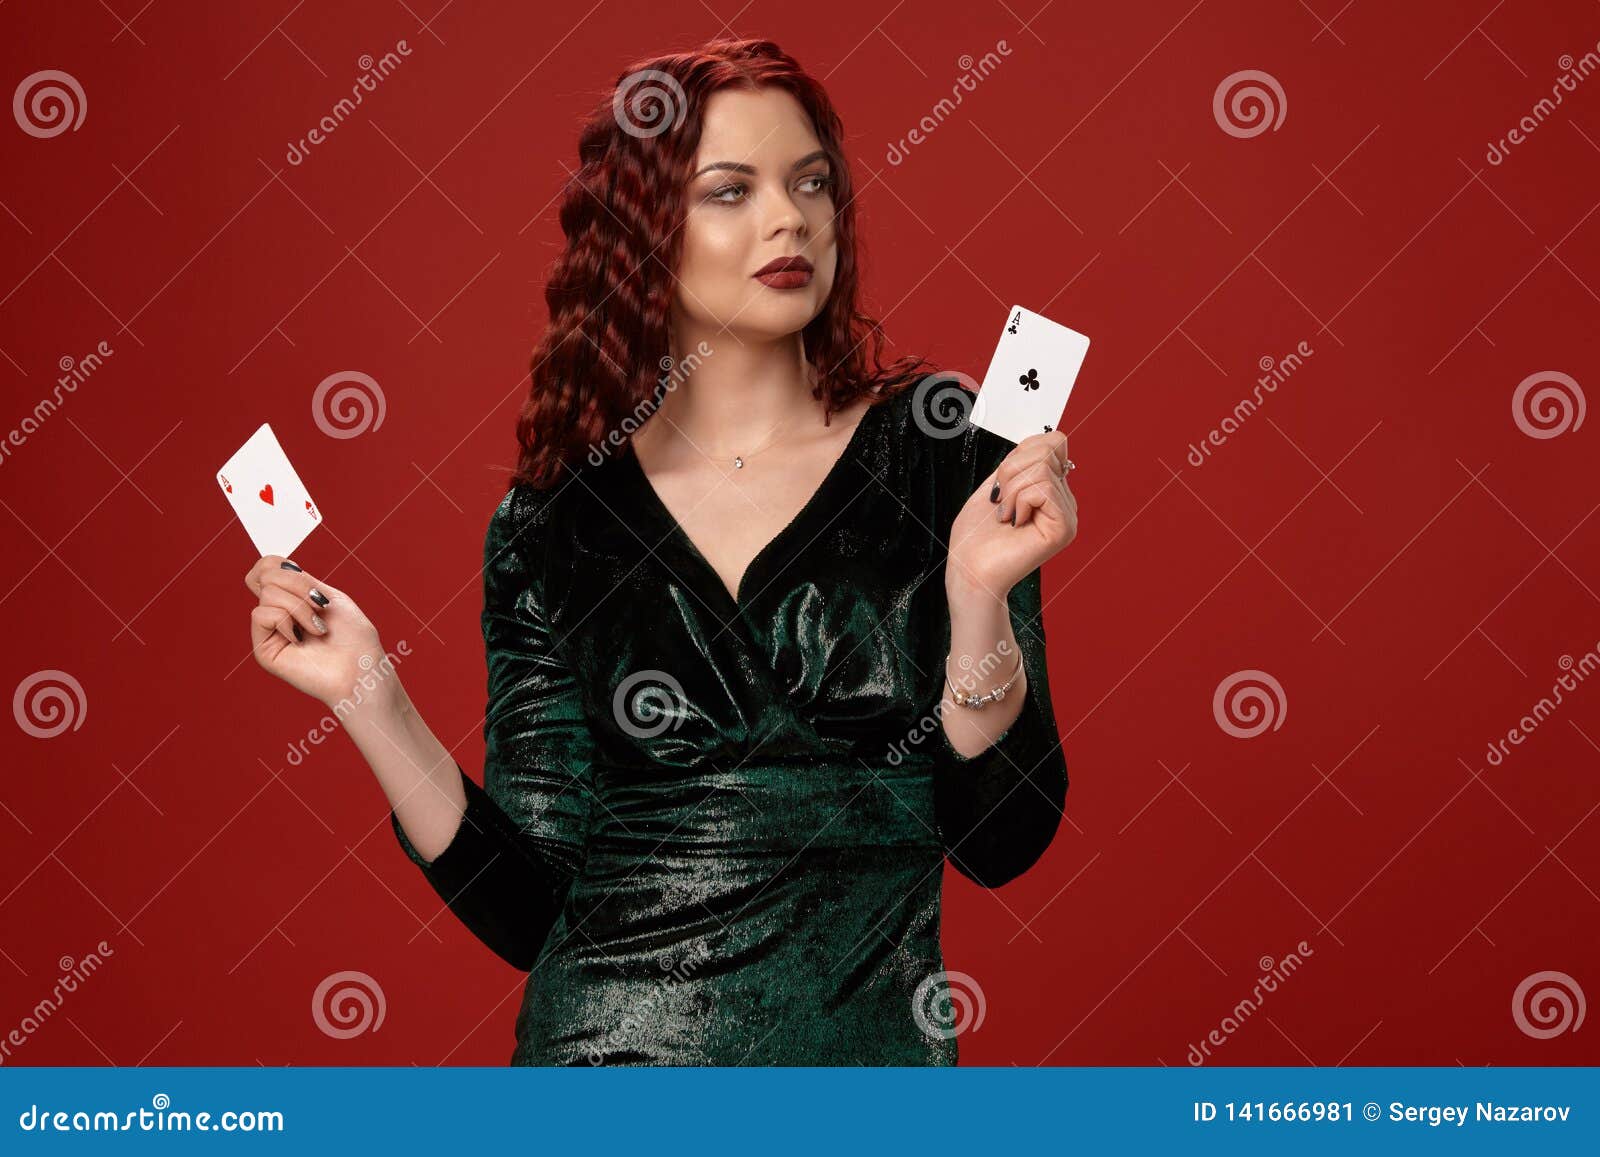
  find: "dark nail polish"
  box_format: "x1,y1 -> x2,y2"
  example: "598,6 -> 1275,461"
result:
989,483 -> 1000,504
293,624 -> 303,642
309,589 -> 329,607
280,560 -> 302,572
1010,511 -> 1017,526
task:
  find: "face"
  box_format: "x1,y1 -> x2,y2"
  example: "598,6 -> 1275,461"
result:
672,86 -> 839,344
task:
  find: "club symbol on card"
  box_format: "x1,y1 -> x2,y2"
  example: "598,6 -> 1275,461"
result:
259,483 -> 275,506
218,473 -> 232,494
1008,311 -> 1021,335
1019,368 -> 1040,392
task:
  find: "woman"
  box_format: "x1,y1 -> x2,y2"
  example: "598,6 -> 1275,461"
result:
245,37 -> 1078,1065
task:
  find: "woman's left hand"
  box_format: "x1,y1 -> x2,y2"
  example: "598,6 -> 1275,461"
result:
946,429 -> 1078,600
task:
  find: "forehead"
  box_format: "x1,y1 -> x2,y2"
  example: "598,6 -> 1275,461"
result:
694,87 -> 821,166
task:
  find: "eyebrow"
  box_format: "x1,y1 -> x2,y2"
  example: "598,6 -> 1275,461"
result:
691,149 -> 830,179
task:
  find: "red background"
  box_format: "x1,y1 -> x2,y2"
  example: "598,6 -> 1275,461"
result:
2,0 -> 1598,1066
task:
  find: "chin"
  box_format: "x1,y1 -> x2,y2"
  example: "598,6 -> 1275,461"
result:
729,295 -> 826,341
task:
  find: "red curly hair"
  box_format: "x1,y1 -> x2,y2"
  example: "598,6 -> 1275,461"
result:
511,36 -> 930,489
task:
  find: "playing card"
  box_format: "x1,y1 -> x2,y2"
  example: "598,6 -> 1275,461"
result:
216,423 -> 323,557
970,305 -> 1091,444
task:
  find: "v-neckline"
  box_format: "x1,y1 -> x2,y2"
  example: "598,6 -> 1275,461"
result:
623,397 -> 881,614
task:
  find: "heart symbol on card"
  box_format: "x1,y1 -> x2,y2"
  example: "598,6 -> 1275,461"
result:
259,483 -> 275,505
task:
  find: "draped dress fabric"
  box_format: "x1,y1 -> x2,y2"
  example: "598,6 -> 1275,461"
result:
390,379 -> 1070,1065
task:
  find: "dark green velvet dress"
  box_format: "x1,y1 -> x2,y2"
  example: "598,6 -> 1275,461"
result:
390,379 -> 1069,1065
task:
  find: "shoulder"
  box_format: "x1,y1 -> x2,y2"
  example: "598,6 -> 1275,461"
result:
869,371 -> 1015,495
482,477 -> 581,594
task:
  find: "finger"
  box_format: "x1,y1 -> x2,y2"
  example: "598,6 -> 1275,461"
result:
244,554 -> 290,597
1014,430 -> 1068,473
996,459 -> 1062,521
250,605 -> 292,666
994,437 -> 1069,505
259,584 -> 327,640
1010,472 -> 1069,529
258,565 -> 340,613
252,600 -> 299,652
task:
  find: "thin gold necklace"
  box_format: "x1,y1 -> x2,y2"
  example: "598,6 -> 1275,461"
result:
684,401 -> 814,469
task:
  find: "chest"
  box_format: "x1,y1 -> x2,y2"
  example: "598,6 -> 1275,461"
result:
641,439 -> 856,605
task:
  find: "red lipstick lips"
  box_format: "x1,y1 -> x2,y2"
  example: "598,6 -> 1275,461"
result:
753,255 -> 813,289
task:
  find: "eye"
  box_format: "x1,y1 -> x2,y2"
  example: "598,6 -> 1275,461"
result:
708,182 -> 747,204
800,172 -> 834,194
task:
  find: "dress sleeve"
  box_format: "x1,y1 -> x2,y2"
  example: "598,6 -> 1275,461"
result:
389,485 -> 599,970
926,397 -> 1070,889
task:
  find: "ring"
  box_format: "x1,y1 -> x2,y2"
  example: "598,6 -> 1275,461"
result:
1062,458 -> 1077,475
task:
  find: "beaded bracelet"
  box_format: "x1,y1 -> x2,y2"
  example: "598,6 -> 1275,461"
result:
944,649 -> 1024,709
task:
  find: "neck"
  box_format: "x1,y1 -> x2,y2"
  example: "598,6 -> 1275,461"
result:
650,323 -> 823,454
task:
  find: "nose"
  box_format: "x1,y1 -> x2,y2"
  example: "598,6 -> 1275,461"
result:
762,180 -> 807,239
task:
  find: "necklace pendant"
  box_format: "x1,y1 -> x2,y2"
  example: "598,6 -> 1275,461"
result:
733,455 -> 744,468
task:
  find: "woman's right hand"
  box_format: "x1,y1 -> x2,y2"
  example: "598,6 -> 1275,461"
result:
245,555 -> 389,709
